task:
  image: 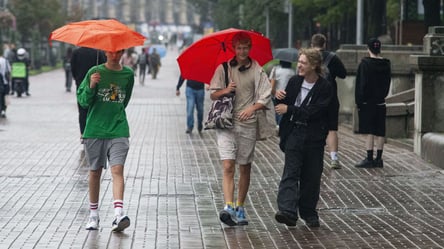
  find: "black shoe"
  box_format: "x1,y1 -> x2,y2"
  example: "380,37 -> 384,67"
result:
275,211 -> 297,227
355,158 -> 375,168
198,125 -> 203,133
301,216 -> 320,228
185,129 -> 192,134
26,92 -> 30,96
374,158 -> 384,168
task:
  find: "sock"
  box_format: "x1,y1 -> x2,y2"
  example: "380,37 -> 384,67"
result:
376,150 -> 383,160
366,150 -> 374,161
114,200 -> 123,217
89,202 -> 98,217
330,152 -> 338,161
236,201 -> 244,208
225,202 -> 234,208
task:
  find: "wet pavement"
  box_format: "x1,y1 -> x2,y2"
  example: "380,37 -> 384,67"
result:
1,48 -> 444,249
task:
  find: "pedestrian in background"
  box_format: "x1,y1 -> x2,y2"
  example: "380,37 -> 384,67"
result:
77,49 -> 134,232
176,75 -> 205,134
311,34 -> 347,169
269,59 -> 296,125
209,32 -> 273,226
0,48 -> 11,118
137,47 -> 149,85
354,38 -> 391,168
63,47 -> 73,92
274,48 -> 332,228
71,47 -> 106,143
149,48 -> 161,79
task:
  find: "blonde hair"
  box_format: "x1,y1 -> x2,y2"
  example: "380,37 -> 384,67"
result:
298,48 -> 322,75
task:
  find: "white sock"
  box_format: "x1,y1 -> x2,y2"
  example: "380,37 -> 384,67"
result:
114,200 -> 123,217
330,152 -> 338,160
89,202 -> 99,217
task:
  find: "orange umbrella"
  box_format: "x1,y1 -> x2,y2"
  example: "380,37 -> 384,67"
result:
49,19 -> 145,52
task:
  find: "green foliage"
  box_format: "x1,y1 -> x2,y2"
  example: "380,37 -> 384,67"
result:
9,0 -> 64,39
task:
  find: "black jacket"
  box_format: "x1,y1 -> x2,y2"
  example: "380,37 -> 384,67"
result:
355,57 -> 391,105
277,75 -> 332,151
321,50 -> 347,93
70,47 -> 106,86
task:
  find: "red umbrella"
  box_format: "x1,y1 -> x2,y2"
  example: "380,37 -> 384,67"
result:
49,19 -> 145,52
177,28 -> 272,84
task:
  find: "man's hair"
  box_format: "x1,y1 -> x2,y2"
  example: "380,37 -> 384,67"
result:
232,32 -> 252,48
311,34 -> 326,48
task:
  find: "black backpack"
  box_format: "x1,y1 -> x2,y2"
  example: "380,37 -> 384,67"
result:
321,52 -> 335,82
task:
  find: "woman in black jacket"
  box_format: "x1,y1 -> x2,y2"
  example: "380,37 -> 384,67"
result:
274,48 -> 332,228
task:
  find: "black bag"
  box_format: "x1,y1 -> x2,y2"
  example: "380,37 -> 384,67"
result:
204,62 -> 235,129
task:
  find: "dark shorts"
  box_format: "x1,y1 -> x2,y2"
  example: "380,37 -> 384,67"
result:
358,104 -> 386,136
327,96 -> 339,131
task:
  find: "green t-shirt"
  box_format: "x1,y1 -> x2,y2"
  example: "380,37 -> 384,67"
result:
77,64 -> 134,139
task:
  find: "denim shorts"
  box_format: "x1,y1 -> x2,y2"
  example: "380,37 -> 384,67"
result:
84,137 -> 130,170
216,122 -> 256,165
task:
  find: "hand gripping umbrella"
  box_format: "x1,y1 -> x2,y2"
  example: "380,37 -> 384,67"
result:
176,28 -> 273,84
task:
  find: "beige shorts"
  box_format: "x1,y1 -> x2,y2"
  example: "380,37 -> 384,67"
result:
216,122 -> 257,165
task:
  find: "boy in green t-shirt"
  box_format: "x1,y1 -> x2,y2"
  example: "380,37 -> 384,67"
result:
77,49 -> 134,232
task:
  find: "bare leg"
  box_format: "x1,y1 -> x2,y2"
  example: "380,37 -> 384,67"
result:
89,168 -> 102,203
365,134 -> 374,151
222,159 -> 236,204
237,163 -> 251,205
326,130 -> 338,154
111,165 -> 124,200
374,136 -> 385,150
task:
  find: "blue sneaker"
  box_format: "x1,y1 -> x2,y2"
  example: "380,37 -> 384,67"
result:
219,205 -> 237,226
236,206 -> 249,225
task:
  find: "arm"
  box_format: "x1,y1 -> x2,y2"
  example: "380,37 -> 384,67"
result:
176,75 -> 185,95
77,67 -> 98,108
331,55 -> 347,79
124,74 -> 134,108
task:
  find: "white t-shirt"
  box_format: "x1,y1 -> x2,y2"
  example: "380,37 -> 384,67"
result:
295,80 -> 315,107
269,65 -> 296,91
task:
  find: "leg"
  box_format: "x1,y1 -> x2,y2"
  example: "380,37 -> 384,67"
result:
89,168 -> 103,204
222,159 -> 236,205
111,165 -> 125,201
185,87 -> 195,132
237,163 -> 251,205
299,146 -> 324,222
277,131 -> 302,219
195,89 -> 205,131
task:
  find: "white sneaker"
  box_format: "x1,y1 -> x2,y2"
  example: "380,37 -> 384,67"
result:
85,216 -> 99,230
111,215 -> 130,232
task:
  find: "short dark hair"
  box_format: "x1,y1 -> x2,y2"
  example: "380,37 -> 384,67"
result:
311,34 -> 326,48
367,38 -> 381,54
232,32 -> 252,48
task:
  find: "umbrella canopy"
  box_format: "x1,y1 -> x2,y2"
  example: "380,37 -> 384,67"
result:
176,28 -> 272,84
49,19 -> 146,52
272,48 -> 299,63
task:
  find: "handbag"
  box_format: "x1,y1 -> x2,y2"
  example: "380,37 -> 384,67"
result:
204,62 -> 235,129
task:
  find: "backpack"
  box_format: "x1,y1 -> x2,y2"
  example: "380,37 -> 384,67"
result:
321,52 -> 335,82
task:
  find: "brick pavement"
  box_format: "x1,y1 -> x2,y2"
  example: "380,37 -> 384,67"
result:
0,48 -> 443,249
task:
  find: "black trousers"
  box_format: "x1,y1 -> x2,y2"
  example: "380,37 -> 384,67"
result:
277,128 -> 324,219
75,81 -> 88,135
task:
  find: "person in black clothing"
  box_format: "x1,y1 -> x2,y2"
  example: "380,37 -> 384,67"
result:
274,48 -> 332,228
354,38 -> 391,168
71,47 -> 106,143
311,34 -> 347,169
63,47 -> 73,92
176,75 -> 205,133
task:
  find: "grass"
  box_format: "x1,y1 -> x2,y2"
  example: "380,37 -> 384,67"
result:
29,63 -> 62,76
